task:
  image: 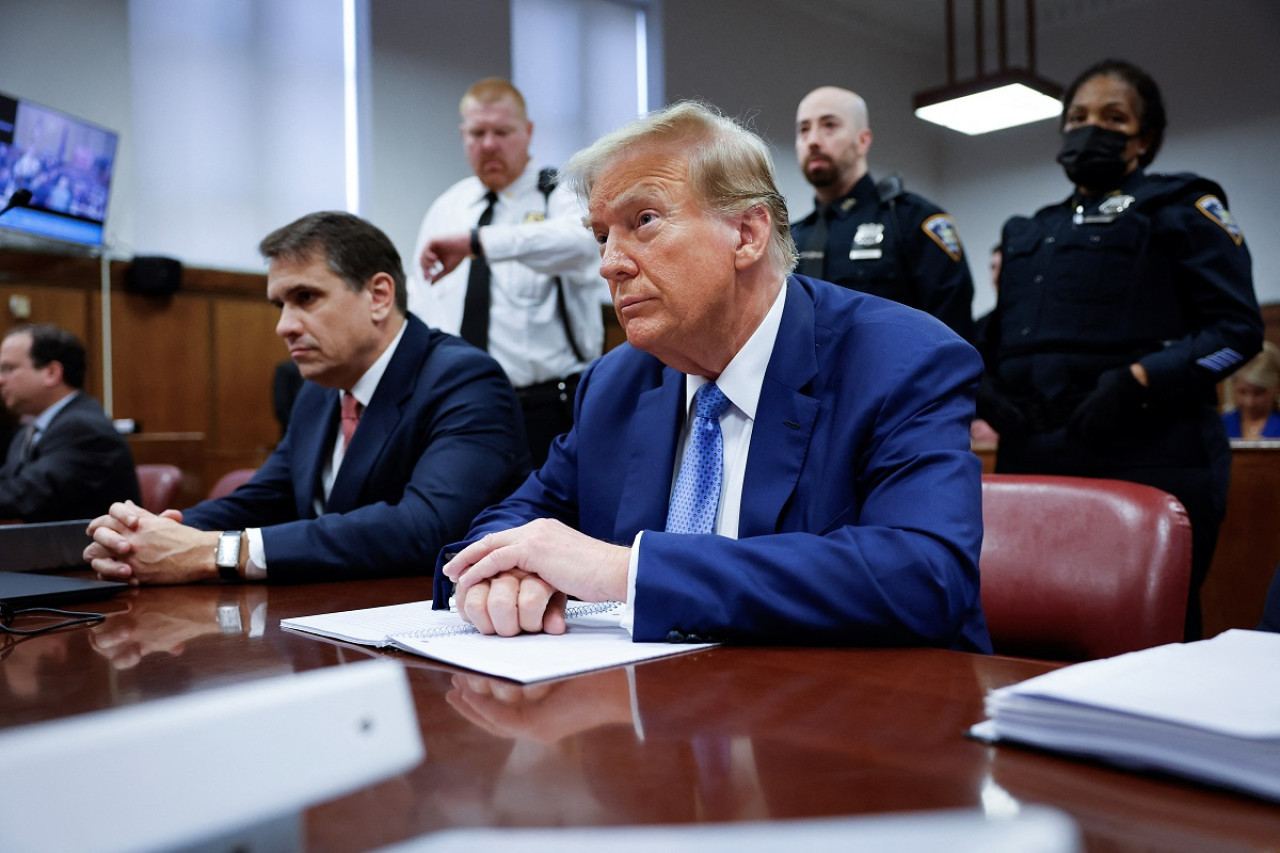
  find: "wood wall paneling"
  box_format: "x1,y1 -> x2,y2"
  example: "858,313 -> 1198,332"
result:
1201,443 -> 1280,637
1,249 -> 276,502
109,290 -> 212,434
208,297 -> 285,491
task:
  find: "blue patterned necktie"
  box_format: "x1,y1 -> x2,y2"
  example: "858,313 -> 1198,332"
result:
665,382 -> 731,534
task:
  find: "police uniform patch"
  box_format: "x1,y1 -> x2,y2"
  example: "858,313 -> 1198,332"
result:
1195,195 -> 1243,245
922,214 -> 963,262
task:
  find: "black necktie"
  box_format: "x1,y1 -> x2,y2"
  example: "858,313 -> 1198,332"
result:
798,204 -> 830,279
460,191 -> 498,350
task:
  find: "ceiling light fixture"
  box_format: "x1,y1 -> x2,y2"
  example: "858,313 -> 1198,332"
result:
914,0 -> 1062,135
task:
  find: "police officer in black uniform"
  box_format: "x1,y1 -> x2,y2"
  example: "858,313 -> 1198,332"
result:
792,85 -> 975,340
978,59 -> 1263,640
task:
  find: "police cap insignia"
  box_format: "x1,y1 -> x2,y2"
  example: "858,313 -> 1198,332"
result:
922,214 -> 963,261
1196,195 -> 1243,245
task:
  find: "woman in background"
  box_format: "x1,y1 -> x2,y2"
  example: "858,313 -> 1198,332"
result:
977,59 -> 1264,640
1223,341 -> 1280,439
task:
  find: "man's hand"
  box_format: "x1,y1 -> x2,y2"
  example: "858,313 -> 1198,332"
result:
84,501 -> 216,585
446,668 -> 634,743
420,232 -> 473,283
442,519 -> 631,636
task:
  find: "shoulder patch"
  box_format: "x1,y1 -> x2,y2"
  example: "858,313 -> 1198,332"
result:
921,214 -> 963,261
1195,195 -> 1243,246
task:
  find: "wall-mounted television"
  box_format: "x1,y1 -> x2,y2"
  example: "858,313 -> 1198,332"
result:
0,90 -> 119,251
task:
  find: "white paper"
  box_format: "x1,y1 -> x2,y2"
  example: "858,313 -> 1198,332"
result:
974,629 -> 1280,802
282,600 -> 717,683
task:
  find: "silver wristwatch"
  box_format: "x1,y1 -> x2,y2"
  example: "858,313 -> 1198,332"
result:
215,530 -> 242,582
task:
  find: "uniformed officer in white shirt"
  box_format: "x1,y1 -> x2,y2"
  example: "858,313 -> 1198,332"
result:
409,78 -> 604,466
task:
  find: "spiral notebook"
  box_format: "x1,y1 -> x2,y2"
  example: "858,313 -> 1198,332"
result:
281,600 -> 716,683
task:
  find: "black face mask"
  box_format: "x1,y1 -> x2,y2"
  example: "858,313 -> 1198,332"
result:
1056,125 -> 1132,190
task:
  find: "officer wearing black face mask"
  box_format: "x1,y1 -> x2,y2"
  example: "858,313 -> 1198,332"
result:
977,58 -> 1263,642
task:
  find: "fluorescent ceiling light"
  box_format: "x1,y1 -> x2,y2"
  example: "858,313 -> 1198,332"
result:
914,74 -> 1063,135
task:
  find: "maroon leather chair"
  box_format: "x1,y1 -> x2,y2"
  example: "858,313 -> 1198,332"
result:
207,468 -> 257,501
135,464 -> 184,514
979,474 -> 1192,661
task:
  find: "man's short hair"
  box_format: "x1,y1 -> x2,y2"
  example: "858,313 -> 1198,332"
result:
258,211 -> 407,314
461,78 -> 527,120
7,323 -> 87,389
563,100 -> 798,275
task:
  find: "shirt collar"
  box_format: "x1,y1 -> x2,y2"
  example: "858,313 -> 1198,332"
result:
682,281 -> 788,422
480,162 -> 537,206
817,172 -> 877,221
345,321 -> 407,409
33,390 -> 79,432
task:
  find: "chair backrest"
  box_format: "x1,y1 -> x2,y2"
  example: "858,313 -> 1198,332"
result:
207,468 -> 257,501
135,464 -> 184,514
980,474 -> 1192,661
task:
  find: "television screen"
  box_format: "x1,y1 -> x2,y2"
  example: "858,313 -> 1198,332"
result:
0,91 -> 119,249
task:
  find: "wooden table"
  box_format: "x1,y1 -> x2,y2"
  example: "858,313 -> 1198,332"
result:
3,577 -> 1277,852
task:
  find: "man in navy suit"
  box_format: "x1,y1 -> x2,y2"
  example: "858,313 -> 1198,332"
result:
0,324 -> 140,521
436,102 -> 989,652
85,212 -> 528,584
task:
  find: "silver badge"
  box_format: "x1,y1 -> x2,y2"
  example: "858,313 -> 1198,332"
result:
854,223 -> 885,247
1098,194 -> 1135,215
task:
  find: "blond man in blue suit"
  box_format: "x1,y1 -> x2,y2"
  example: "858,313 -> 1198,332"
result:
437,102 -> 989,651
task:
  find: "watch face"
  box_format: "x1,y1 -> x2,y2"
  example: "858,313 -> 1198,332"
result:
217,603 -> 242,632
216,532 -> 240,567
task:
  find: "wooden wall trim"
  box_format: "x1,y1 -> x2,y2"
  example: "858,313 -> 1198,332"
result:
0,248 -> 266,299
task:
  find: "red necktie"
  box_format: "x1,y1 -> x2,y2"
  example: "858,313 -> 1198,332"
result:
340,392 -> 362,450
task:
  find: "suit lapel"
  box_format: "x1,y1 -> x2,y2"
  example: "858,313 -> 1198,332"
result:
738,278 -> 820,537
292,391 -> 337,516
613,366 -> 684,539
327,320 -> 426,514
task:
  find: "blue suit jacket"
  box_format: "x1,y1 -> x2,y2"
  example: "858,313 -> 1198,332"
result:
185,315 -> 529,581
438,277 -> 990,651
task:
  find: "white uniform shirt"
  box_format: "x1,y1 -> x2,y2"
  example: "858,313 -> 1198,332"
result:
408,165 -> 605,388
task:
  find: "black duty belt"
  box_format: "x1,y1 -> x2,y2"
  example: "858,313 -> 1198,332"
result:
516,373 -> 581,406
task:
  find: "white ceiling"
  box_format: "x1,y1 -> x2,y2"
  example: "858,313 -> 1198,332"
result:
778,0 -> 1160,69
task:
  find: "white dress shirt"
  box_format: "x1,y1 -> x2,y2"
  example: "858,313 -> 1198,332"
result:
407,165 -> 605,388
619,283 -> 789,634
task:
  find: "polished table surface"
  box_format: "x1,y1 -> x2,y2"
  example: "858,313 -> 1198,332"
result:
3,576 -> 1278,852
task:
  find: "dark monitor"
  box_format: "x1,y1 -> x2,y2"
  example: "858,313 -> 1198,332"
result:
0,90 -> 119,251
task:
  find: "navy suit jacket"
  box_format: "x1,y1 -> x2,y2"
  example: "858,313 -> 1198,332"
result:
438,276 -> 990,651
0,391 -> 140,522
184,315 -> 529,581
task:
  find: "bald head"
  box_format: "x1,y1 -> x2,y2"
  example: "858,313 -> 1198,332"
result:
795,86 -> 873,204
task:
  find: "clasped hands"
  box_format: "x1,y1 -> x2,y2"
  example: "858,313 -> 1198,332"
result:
84,500 -> 219,585
441,519 -> 630,637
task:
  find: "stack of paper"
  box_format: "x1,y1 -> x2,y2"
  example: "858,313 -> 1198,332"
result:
281,600 -> 717,683
970,629 -> 1280,802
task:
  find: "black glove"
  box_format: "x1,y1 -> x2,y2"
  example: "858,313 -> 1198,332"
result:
975,376 -> 1028,440
1068,366 -> 1148,449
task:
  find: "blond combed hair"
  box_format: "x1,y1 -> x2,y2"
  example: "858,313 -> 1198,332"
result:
460,78 -> 527,120
563,100 -> 798,275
